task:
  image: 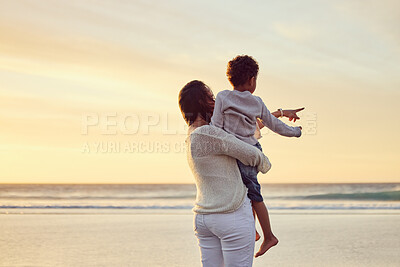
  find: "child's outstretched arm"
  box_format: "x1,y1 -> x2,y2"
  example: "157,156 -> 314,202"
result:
258,108 -> 304,129
271,107 -> 304,122
258,99 -> 303,137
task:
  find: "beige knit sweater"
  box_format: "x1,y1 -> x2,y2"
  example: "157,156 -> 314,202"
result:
186,125 -> 271,214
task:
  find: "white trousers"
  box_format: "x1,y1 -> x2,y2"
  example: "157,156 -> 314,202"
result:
194,197 -> 255,267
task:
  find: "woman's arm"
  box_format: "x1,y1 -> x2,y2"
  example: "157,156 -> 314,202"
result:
190,127 -> 271,173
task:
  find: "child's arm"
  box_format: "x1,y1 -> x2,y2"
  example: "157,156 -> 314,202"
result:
257,108 -> 303,129
258,98 -> 302,137
271,108 -> 304,122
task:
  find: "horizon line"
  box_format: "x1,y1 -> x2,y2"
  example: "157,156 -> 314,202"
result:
0,182 -> 399,185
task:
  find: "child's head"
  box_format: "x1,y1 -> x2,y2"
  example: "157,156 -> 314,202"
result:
227,55 -> 259,93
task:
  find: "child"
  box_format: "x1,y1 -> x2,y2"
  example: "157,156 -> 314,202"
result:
211,55 -> 302,257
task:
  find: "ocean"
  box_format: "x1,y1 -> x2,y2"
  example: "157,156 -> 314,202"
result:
1,183 -> 399,213
1,183 -> 400,266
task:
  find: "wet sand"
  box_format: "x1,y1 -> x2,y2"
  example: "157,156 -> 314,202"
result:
1,212 -> 399,266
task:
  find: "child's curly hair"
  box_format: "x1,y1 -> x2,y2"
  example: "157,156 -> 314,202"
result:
226,55 -> 259,87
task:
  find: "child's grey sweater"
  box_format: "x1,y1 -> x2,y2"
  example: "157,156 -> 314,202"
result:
211,90 -> 301,145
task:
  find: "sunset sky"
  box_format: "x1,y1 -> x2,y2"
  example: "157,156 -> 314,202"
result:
1,0 -> 399,184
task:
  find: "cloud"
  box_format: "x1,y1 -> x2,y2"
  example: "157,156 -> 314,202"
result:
334,0 -> 400,50
272,22 -> 315,42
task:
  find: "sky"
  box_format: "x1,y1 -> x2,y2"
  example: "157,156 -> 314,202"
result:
0,0 -> 399,184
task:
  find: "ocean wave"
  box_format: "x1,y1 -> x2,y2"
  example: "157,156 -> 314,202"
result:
302,190 -> 400,201
0,195 -> 196,200
0,205 -> 194,209
1,204 -> 399,210
1,191 -> 399,202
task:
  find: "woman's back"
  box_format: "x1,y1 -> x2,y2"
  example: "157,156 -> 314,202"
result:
186,125 -> 269,214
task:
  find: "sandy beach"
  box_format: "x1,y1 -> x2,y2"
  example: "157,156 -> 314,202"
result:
1,211 -> 399,267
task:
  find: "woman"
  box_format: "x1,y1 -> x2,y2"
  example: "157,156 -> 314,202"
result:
179,80 -> 302,266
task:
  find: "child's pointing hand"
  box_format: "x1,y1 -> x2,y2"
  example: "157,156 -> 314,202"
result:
284,107 -> 305,122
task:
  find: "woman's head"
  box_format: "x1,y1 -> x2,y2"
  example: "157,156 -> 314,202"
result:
178,80 -> 215,126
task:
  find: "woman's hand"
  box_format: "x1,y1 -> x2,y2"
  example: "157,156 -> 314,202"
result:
283,107 -> 304,122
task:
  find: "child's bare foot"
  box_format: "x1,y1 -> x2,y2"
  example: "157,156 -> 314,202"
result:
255,230 -> 261,241
255,235 -> 278,257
